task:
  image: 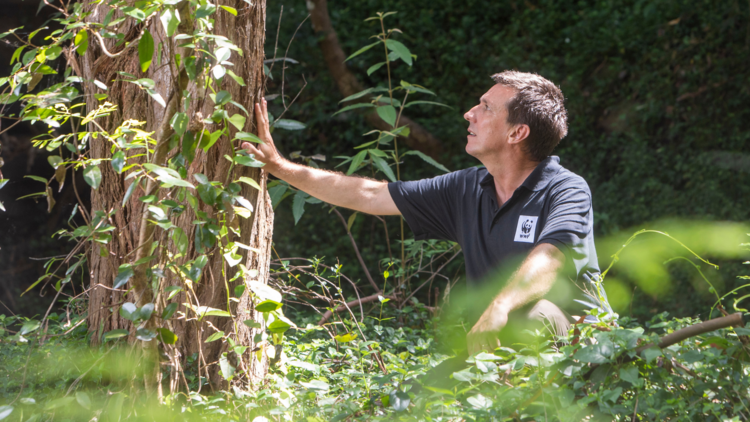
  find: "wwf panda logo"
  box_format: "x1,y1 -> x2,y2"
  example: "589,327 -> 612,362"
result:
514,215 -> 538,243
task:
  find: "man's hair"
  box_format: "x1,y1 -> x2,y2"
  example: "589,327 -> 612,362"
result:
491,71 -> 568,162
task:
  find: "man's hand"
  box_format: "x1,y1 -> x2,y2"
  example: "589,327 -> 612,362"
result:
467,302 -> 508,355
241,98 -> 283,172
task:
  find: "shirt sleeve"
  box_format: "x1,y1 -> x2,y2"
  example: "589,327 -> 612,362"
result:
536,177 -> 597,278
387,170 -> 467,242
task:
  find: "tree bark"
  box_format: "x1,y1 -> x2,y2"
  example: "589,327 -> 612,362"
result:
74,0 -> 273,390
307,0 -> 444,159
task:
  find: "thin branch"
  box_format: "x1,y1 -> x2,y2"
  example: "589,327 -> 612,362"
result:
330,207 -> 381,294
317,293 -> 395,325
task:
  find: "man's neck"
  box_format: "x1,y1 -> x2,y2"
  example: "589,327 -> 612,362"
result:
485,154 -> 540,206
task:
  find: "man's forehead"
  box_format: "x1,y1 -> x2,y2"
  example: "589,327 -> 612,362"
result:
482,84 -> 516,106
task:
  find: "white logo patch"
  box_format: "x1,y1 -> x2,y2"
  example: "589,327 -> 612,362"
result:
514,215 -> 538,243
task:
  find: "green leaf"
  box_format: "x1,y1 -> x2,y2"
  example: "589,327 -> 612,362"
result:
273,119 -> 306,130
196,3 -> 217,18
376,105 -> 397,127
403,150 -> 449,172
74,30 -> 88,55
111,151 -> 125,173
367,62 -> 386,76
619,366 -> 641,386
247,280 -> 282,303
243,319 -> 262,329
113,265 -> 134,289
346,150 -> 368,175
641,347 -> 662,363
339,87 -> 374,103
214,90 -> 231,105
220,5 -> 237,15
574,341 -> 613,364
156,328 -> 178,344
162,302 -> 178,320
158,174 -> 195,189
123,177 -> 141,206
20,320 -> 40,335
121,6 -> 146,21
226,69 -> 245,86
219,353 -> 236,380
255,300 -> 282,312
160,8 -> 180,37
345,41 -> 380,61
333,103 -> 375,116
385,39 -> 412,66
83,165 -> 102,189
300,380 -> 329,391
237,176 -> 261,191
235,132 -> 264,144
195,306 -> 231,320
138,29 -> 154,73
75,392 -> 92,410
404,100 -> 451,109
334,333 -> 357,343
268,319 -> 292,334
136,328 -> 156,341
172,227 -> 188,254
228,113 -> 246,130
234,154 -> 265,168
170,112 -> 188,136
292,190 -> 307,225
48,155 -> 63,169
370,154 -> 397,182
103,329 -> 129,341
206,331 -> 224,342
182,131 -> 197,163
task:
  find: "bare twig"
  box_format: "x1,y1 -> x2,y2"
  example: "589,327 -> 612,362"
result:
317,293 -> 394,325
330,207 -> 381,294
280,15 -> 310,110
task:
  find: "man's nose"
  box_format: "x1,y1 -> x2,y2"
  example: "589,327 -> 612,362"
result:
464,107 -> 475,121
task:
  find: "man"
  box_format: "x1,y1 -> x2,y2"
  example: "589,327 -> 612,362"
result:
243,70 -> 603,355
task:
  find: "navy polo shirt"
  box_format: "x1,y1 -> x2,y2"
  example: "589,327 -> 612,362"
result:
388,156 -> 600,300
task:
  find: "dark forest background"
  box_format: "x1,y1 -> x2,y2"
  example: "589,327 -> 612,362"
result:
1,0 -> 748,320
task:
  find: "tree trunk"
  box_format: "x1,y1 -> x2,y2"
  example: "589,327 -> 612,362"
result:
73,0 -> 272,390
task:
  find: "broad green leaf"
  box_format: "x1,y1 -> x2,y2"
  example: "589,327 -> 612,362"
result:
20,320 -> 40,335
206,331 -> 224,342
334,332 -> 357,343
196,3 -> 217,18
641,347 -> 662,363
138,29 -> 154,73
347,212 -> 358,231
234,154 -> 265,167
339,87 -> 374,103
172,227 -> 188,254
75,392 -> 92,410
226,69 -> 245,86
162,302 -> 178,320
403,150 -> 449,172
170,112 -> 188,136
376,105 -> 397,127
160,8 -> 180,37
0,179 -> 8,190
345,41 -> 380,61
247,280 -> 282,302
111,151 -> 125,173
619,366 -> 641,386
228,113 -> 246,130
156,328 -> 178,344
235,131 -> 264,144
574,341 -> 613,364
273,119 -> 306,130
120,302 -> 137,320
146,89 -> 166,107
385,39 -> 412,66
370,154 -> 397,182
158,174 -> 195,189
212,65 -> 226,79
48,155 -> 63,169
220,5 -> 237,15
268,319 -> 292,334
121,6 -> 146,21
333,103 -> 375,116
346,150 -> 368,175
113,265 -> 134,289
237,176 -> 260,190
300,380 -> 329,391
122,177 -> 141,206
136,328 -> 156,341
194,306 -> 231,319
103,329 -> 129,341
74,30 -> 88,55
243,319 -> 262,329
219,353 -> 235,380
83,165 -> 102,189
292,190 -> 307,224
255,300 -> 282,312
182,131 -> 197,163
215,90 -> 231,105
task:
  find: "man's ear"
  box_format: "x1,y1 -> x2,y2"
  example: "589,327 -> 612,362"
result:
507,124 -> 530,145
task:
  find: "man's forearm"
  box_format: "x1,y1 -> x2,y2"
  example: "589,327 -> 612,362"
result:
266,158 -> 400,216
490,243 -> 564,314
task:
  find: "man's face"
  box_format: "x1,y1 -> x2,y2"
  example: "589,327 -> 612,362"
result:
463,84 -> 517,160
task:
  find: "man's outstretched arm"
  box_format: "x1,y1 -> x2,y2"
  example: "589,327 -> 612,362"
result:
466,243 -> 565,354
242,99 -> 401,216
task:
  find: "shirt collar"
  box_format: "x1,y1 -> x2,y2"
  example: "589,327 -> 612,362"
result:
479,156 -> 562,192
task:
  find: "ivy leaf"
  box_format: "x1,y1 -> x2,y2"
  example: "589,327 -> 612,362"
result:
138,29 -> 154,73
156,328 -> 177,344
228,114 -> 246,130
170,112 -> 188,136
162,302 -> 178,320
74,30 -> 88,55
160,8 -> 180,37
334,333 -> 357,343
83,165 -> 102,190
255,300 -> 282,313
172,227 -> 188,254
235,132 -> 264,144
219,353 -> 235,380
